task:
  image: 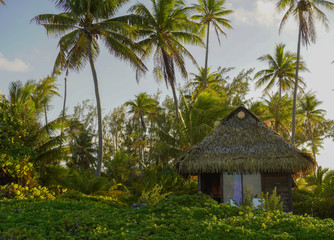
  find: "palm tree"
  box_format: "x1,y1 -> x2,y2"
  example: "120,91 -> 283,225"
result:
254,43 -> 307,99
68,122 -> 97,170
187,67 -> 222,99
6,80 -> 69,176
124,0 -> 203,122
298,92 -> 326,160
33,76 -> 61,125
125,93 -> 158,167
306,166 -> 329,193
262,93 -> 293,140
191,0 -> 232,90
277,0 -> 334,144
8,80 -> 37,124
32,0 -> 147,177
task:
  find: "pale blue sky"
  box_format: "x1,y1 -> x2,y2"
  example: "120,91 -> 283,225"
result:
1,0 -> 334,169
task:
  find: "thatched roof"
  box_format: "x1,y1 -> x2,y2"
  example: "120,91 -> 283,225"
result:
177,106 -> 316,175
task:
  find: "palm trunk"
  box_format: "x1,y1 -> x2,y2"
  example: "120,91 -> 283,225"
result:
88,44 -> 103,177
307,120 -> 316,160
279,77 -> 282,100
44,104 -> 48,126
62,77 -> 67,117
203,22 -> 210,90
59,77 -> 67,154
138,116 -> 143,167
171,83 -> 179,123
161,48 -> 179,122
291,14 -> 302,145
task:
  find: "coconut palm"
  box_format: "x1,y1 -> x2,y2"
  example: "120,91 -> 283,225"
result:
306,166 -> 329,192
191,0 -> 232,90
125,93 -> 159,167
277,0 -> 334,144
6,80 -> 69,174
187,67 -> 222,99
33,76 -> 61,125
32,0 -> 147,177
262,92 -> 293,140
298,92 -> 326,160
123,0 -> 203,122
8,80 -> 37,124
254,43 -> 307,99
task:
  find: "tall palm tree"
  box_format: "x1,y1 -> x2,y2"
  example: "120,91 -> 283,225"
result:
192,0 -> 232,90
277,0 -> 334,144
123,0 -> 203,122
125,93 -> 158,167
254,43 -> 307,99
298,92 -> 326,160
32,0 -> 147,177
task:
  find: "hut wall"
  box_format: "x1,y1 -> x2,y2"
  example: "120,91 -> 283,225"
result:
199,173 -> 222,202
262,173 -> 292,212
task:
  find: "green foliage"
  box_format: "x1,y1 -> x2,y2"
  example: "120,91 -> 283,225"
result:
242,188 -> 255,209
1,195 -> 334,239
0,100 -> 32,158
0,154 -> 35,186
54,169 -> 111,195
293,188 -> 334,219
0,183 -> 55,200
293,167 -> 334,219
259,187 -> 283,212
139,165 -> 197,197
104,151 -> 137,185
139,184 -> 171,206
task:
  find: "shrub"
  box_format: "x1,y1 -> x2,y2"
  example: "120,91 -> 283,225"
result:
258,187 -> 283,212
1,195 -> 334,239
139,184 -> 171,206
0,183 -> 55,200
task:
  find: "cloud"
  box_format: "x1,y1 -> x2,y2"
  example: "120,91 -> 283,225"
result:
232,0 -> 282,27
0,53 -> 29,72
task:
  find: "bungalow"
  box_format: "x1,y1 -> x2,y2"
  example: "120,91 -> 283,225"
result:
176,106 -> 315,211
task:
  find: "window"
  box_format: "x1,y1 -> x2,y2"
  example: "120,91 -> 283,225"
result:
223,173 -> 261,204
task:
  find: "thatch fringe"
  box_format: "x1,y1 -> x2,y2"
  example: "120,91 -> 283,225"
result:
177,106 -> 316,175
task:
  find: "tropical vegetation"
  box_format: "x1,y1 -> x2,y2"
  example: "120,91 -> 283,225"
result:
1,0 -> 334,238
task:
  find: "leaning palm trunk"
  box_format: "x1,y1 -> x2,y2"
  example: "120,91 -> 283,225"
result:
203,22 -> 210,90
162,48 -> 179,122
171,83 -> 179,122
291,14 -> 302,145
44,103 -> 48,126
88,44 -> 103,177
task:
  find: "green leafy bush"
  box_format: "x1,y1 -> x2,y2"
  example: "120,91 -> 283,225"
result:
139,184 -> 171,206
293,188 -> 334,219
258,187 -> 283,212
0,183 -> 55,200
1,195 -> 334,239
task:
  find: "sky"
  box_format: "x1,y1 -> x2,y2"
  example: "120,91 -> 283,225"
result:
1,0 -> 334,169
